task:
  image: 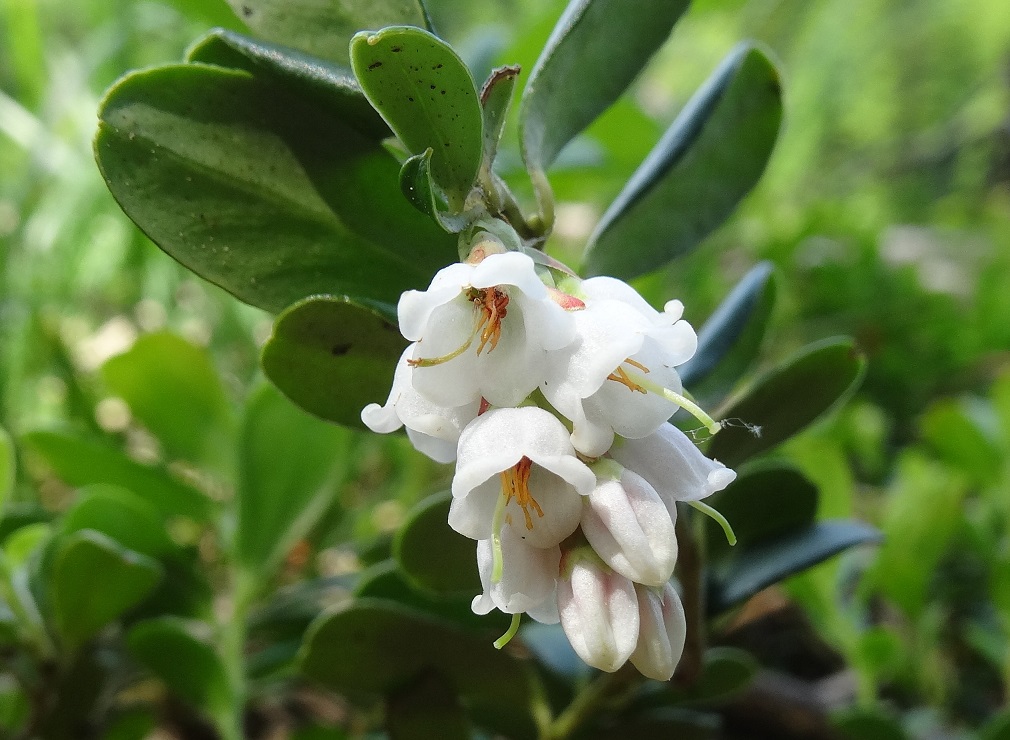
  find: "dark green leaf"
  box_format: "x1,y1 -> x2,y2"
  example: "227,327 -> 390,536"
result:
704,463 -> 819,559
22,429 -> 212,522
128,617 -> 230,713
0,426 -> 13,512
102,332 -> 234,468
51,530 -> 163,645
480,65 -> 520,168
186,29 -> 388,138
394,491 -> 479,596
593,708 -> 719,740
386,670 -> 471,740
981,709 -> 1010,740
225,0 -> 432,66
350,26 -> 483,210
707,338 -> 866,468
300,598 -> 535,738
237,385 -> 350,575
520,0 -> 690,173
399,149 -> 473,231
583,44 -> 782,279
355,560 -> 507,632
61,484 -> 174,560
708,521 -> 881,614
96,64 -> 455,314
260,295 -> 406,428
834,708 -> 908,740
679,262 -> 776,404
670,647 -> 757,704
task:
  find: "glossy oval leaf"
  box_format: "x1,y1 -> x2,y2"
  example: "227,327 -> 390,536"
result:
128,617 -> 231,714
187,29 -> 388,139
707,338 -> 866,469
261,295 -> 407,428
51,530 -> 163,646
300,598 -> 535,738
480,65 -> 520,170
96,64 -> 455,314
0,426 -> 13,513
679,262 -> 775,401
102,332 -> 234,468
520,0 -> 690,173
394,491 -> 480,596
583,44 -> 782,279
707,520 -> 881,615
350,26 -> 483,211
226,0 -> 432,66
21,429 -> 212,522
704,463 -> 819,559
61,484 -> 174,560
237,385 -> 350,575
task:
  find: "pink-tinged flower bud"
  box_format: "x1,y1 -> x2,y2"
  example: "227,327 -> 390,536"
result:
630,582 -> 687,681
611,422 -> 736,503
558,548 -> 639,672
580,462 -> 677,587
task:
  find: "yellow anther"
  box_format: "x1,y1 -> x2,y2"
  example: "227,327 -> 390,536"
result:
499,456 -> 543,531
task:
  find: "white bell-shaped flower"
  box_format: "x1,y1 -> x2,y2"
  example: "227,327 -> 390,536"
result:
580,461 -> 678,587
541,280 -> 697,456
360,346 -> 479,463
630,582 -> 687,681
399,251 -> 576,409
449,407 -> 595,548
558,547 -> 640,672
610,422 -> 736,503
470,527 -> 561,623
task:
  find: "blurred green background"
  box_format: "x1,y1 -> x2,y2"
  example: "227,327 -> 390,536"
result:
3,0 -> 1010,737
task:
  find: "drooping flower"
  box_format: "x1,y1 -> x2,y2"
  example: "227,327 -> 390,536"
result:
609,422 -> 736,503
360,346 -> 480,463
399,249 -> 576,409
557,546 -> 640,672
470,526 -> 561,623
541,280 -> 697,456
630,581 -> 687,681
448,406 -> 595,548
580,460 -> 678,587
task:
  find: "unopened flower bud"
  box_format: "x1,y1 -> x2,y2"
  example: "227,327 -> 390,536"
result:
630,582 -> 687,681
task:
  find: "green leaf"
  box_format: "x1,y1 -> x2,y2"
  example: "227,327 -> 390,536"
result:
22,429 -> 212,522
399,149 -> 473,231
226,0 -> 432,66
704,463 -> 819,559
186,29 -> 388,138
520,0 -> 691,173
386,670 -> 471,740
707,338 -> 866,468
670,647 -> 758,704
96,64 -> 455,314
128,617 -> 230,713
479,65 -> 520,169
61,485 -> 174,560
261,295 -> 406,428
583,44 -> 782,279
237,385 -> 350,575
0,425 -> 13,513
356,560 -> 507,632
51,530 -> 163,645
679,262 -> 776,404
834,708 -> 908,740
394,491 -> 479,596
708,520 -> 881,615
350,26 -> 483,211
301,598 -> 536,738
102,332 -> 234,467
920,398 -> 1001,486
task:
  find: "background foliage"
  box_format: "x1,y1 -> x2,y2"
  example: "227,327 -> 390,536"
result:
1,0 -> 1010,738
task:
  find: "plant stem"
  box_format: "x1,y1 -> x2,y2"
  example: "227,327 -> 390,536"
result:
675,506 -> 706,686
542,666 -> 636,740
216,567 -> 256,740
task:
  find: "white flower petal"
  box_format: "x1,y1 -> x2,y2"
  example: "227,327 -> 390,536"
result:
611,423 -> 736,502
630,582 -> 687,681
472,532 -> 560,615
398,262 -> 475,341
470,252 -> 547,300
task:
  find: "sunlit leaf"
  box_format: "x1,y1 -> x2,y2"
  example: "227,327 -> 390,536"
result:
96,64 -> 455,314
583,44 -> 782,278
60,484 -> 174,560
350,26 -> 483,211
225,0 -> 432,66
260,295 -> 406,428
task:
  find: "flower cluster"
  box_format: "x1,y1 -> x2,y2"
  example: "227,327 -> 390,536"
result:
362,235 -> 735,680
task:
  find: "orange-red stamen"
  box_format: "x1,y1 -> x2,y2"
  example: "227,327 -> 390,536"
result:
499,456 -> 543,531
